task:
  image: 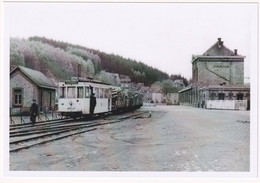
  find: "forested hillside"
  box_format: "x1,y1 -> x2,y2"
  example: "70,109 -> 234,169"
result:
10,36 -> 188,86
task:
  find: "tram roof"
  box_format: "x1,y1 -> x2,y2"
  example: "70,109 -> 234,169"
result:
63,77 -> 110,85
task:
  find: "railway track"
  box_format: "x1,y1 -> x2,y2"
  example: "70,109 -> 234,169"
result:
10,111 -> 148,153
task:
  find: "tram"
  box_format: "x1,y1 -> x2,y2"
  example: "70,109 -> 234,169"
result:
58,77 -> 142,117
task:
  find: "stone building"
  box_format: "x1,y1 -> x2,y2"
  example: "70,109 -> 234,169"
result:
10,66 -> 57,115
179,38 -> 250,110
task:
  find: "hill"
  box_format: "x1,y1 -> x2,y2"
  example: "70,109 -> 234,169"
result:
10,36 -> 188,86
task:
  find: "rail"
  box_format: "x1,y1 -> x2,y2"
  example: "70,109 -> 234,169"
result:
10,110 -> 148,152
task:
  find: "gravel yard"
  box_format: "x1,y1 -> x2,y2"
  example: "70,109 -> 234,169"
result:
9,105 -> 250,172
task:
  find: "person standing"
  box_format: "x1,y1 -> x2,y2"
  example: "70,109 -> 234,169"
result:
90,93 -> 96,117
30,99 -> 38,125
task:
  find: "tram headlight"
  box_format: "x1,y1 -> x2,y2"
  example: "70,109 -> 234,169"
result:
69,101 -> 73,106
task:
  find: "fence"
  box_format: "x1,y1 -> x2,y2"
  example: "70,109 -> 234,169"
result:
10,106 -> 63,125
206,100 -> 247,110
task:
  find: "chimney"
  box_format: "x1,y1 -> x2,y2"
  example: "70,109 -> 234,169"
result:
234,49 -> 238,55
217,38 -> 223,48
78,64 -> 81,77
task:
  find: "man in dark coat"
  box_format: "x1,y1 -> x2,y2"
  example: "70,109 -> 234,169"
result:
90,93 -> 96,117
30,99 -> 38,125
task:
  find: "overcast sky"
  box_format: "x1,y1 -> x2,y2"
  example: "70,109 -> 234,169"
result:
4,2 -> 257,80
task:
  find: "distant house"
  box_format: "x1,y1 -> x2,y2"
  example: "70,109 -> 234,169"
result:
152,93 -> 164,104
167,93 -> 179,105
173,79 -> 185,88
119,74 -> 132,89
10,66 -> 57,114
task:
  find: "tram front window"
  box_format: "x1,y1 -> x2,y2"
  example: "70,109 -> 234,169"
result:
100,88 -> 104,98
94,88 -> 100,98
59,87 -> 66,98
85,87 -> 90,98
77,87 -> 84,98
67,87 -> 76,98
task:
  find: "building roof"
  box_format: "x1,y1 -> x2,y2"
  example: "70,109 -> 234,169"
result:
178,86 -> 192,93
11,66 -> 56,89
201,85 -> 250,90
192,38 -> 245,63
202,38 -> 236,56
119,74 -> 131,80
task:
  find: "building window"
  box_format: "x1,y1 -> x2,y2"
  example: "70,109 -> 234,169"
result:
13,89 -> 23,107
218,93 -> 225,100
228,93 -> 233,100
209,92 -> 216,100
237,93 -> 244,100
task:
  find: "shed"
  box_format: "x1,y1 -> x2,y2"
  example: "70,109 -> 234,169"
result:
10,66 -> 57,114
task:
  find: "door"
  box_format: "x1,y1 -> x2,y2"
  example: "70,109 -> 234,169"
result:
49,92 -> 52,110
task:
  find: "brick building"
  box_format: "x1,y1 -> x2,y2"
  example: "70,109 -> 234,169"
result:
179,38 -> 250,110
10,66 -> 57,115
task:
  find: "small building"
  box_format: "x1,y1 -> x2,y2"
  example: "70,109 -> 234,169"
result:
166,93 -> 179,105
10,66 -> 57,115
152,92 -> 164,104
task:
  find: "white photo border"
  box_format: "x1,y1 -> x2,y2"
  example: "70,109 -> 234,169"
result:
1,1 -> 259,183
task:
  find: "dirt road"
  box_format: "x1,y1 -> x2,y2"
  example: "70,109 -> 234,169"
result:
10,105 -> 250,171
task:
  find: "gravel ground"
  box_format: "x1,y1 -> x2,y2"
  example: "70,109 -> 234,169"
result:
9,105 -> 250,171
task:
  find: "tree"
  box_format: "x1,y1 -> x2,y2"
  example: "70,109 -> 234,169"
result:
161,80 -> 177,95
98,70 -> 120,86
85,59 -> 95,76
10,38 -> 25,66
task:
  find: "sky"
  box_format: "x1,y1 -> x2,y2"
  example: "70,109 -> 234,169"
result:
4,2 -> 258,81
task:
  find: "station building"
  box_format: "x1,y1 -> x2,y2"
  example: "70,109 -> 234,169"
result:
10,66 -> 57,115
179,38 -> 250,110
